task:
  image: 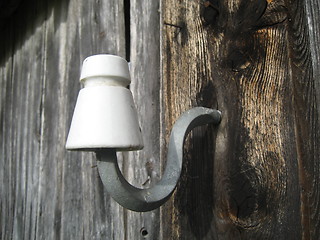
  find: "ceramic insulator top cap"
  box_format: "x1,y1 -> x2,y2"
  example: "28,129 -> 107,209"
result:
80,54 -> 131,87
66,54 -> 143,151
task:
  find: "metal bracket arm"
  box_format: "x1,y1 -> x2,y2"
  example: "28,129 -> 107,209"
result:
96,107 -> 221,212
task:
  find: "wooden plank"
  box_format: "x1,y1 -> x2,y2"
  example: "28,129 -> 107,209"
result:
124,0 -> 161,239
76,1 -> 126,239
161,0 -> 320,239
305,0 -> 320,77
161,1 -> 222,238
304,0 -> 320,237
0,0 -> 127,239
37,0 -> 127,239
286,0 -> 320,238
0,1 -> 46,240
305,0 -> 320,112
0,0 -> 164,238
1,0 -> 318,238
0,20 -> 15,240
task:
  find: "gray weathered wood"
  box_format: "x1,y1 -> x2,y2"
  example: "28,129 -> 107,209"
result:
124,0 -> 161,239
1,0 -> 162,238
1,0 -> 320,239
0,0 -> 159,239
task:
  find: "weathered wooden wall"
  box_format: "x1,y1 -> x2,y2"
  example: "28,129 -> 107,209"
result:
161,0 -> 320,239
0,0 -> 161,239
1,0 -> 320,239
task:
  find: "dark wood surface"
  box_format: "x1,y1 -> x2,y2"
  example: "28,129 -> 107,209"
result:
161,0 -> 320,239
0,0 -> 21,20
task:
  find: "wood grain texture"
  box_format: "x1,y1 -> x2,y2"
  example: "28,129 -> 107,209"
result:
121,0 -> 161,239
305,0 -> 320,119
161,1 -> 220,238
1,0 -> 319,239
0,0 -> 159,239
305,1 -> 320,236
161,0 -> 320,239
285,0 -> 320,238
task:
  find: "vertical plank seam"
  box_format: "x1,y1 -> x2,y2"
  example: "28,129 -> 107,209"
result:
35,6 -> 48,239
9,25 -> 16,240
286,2 -> 317,238
124,0 -> 131,62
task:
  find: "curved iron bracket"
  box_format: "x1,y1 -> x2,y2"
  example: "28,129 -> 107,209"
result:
96,107 -> 221,212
